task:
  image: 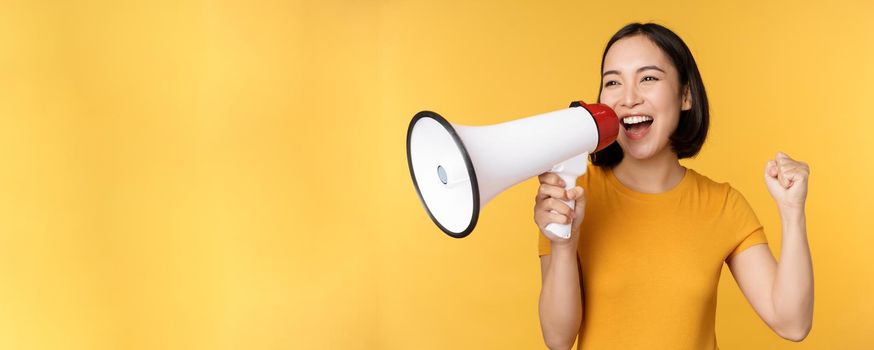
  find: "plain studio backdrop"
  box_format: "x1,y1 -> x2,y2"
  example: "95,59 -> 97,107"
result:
0,0 -> 872,349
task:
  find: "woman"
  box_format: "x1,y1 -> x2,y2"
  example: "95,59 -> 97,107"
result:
534,23 -> 813,350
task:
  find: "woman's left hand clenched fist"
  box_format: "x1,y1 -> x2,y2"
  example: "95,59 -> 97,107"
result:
765,151 -> 810,212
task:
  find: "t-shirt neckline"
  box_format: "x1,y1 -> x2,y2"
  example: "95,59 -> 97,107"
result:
606,166 -> 694,199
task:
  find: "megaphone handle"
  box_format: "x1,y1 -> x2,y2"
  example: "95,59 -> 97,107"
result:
543,152 -> 588,240
544,173 -> 579,240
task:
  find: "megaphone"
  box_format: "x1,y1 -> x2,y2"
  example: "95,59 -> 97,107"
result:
406,101 -> 619,239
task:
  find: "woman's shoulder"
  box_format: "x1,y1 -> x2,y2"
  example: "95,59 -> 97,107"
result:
585,162 -> 607,178
685,168 -> 750,204
580,162 -> 610,186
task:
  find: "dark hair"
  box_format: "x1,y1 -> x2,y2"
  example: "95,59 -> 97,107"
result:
592,23 -> 709,168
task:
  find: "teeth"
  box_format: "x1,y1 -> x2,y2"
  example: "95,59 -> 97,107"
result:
622,115 -> 653,124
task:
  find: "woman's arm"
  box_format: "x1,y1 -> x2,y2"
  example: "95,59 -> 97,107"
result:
534,173 -> 586,350
539,246 -> 582,350
727,152 -> 813,341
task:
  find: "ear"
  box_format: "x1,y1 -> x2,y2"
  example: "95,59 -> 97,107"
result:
681,85 -> 692,111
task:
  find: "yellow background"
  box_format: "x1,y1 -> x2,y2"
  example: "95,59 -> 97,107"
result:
1,0 -> 872,349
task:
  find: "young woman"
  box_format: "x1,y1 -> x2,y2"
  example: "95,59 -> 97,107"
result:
533,23 -> 813,350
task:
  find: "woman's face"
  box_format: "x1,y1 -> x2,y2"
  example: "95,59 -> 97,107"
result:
599,35 -> 691,161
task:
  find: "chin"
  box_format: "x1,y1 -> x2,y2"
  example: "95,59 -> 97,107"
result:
624,148 -> 656,160
618,140 -> 659,161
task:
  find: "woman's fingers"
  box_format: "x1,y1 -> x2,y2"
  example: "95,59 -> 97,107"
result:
538,172 -> 565,187
566,186 -> 583,200
571,186 -> 585,226
773,152 -> 810,189
534,201 -> 573,227
536,183 -> 568,202
784,168 -> 809,186
765,160 -> 778,178
543,198 -> 572,215
571,186 -> 585,205
534,176 -> 582,234
544,211 -> 572,226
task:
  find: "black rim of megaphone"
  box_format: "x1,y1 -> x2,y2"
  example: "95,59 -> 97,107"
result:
406,111 -> 480,239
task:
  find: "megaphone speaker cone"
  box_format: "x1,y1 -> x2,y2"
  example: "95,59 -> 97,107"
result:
406,111 -> 479,238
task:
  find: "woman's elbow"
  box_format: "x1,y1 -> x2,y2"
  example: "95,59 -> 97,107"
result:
776,322 -> 812,342
541,329 -> 576,350
543,337 -> 574,350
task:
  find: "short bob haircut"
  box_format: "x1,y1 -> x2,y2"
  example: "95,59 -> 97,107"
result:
592,23 -> 709,168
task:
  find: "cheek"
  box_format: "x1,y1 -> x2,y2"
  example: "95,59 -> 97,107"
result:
647,86 -> 675,107
598,90 -> 619,108
646,88 -> 682,122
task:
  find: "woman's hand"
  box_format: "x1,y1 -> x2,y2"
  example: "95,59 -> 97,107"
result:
534,173 -> 586,247
765,152 -> 810,213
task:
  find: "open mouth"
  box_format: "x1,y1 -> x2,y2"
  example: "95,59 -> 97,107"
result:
621,115 -> 653,130
621,115 -> 654,139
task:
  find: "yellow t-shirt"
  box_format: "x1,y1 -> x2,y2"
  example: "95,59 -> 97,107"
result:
538,164 -> 768,350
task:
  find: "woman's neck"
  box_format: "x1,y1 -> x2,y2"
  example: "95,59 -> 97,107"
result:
613,149 -> 686,194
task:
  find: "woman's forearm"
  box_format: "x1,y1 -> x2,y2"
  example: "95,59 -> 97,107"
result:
539,244 -> 582,349
771,209 -> 814,340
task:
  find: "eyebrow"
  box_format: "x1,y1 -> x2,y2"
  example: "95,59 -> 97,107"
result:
602,65 -> 666,77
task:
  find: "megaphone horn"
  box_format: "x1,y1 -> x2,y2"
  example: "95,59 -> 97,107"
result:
406,101 -> 619,239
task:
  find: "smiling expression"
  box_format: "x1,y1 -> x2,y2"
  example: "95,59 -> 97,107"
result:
599,35 -> 692,161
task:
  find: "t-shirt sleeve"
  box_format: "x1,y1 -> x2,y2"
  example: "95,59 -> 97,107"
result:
725,189 -> 769,260
727,227 -> 768,260
538,230 -> 551,257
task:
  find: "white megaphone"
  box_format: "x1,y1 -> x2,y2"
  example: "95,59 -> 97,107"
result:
406,100 -> 619,239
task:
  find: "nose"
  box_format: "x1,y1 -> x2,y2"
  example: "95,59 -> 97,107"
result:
619,83 -> 643,109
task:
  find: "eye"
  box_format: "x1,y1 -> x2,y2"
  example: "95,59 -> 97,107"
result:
641,76 -> 659,82
604,80 -> 619,87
